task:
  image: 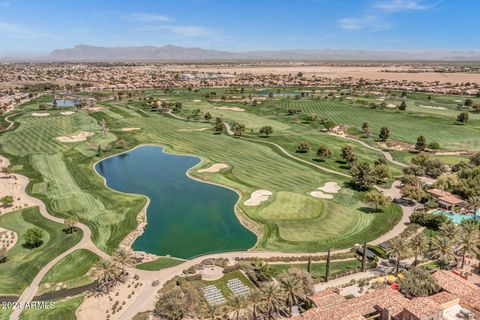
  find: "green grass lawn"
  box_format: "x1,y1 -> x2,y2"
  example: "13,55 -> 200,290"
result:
135,257 -> 184,271
197,271 -> 254,299
0,207 -> 82,295
0,89 -> 407,257
37,249 -> 100,295
18,295 -> 84,320
272,259 -> 362,279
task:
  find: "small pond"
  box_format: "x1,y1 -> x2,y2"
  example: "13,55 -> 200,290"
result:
95,146 -> 256,259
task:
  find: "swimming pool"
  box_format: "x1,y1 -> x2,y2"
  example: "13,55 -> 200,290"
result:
432,209 -> 476,224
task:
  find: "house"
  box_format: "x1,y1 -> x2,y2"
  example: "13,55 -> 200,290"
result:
427,189 -> 466,210
293,270 -> 480,320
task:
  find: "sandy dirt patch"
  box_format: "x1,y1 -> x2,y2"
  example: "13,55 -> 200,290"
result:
197,163 -> 229,173
84,106 -> 104,112
213,106 -> 245,112
56,131 -> 95,143
0,227 -> 17,251
77,276 -> 146,320
178,128 -> 209,132
0,156 -> 37,216
198,265 -> 224,281
309,191 -> 334,199
244,190 -> 272,206
419,105 -> 447,110
318,182 -> 342,193
31,112 -> 50,117
60,111 -> 75,116
165,65 -> 480,84
121,127 -> 140,132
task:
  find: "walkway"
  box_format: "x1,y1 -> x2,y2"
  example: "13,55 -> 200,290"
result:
0,155 -> 109,320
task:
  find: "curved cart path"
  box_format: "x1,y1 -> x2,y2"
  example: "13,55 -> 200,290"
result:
1,116 -> 411,319
0,155 -> 109,320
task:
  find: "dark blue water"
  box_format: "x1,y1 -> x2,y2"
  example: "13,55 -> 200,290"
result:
95,146 -> 256,259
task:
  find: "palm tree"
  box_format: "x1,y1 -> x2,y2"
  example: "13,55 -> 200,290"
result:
458,222 -> 480,268
409,233 -> 429,266
468,196 -> 480,221
278,272 -> 303,316
399,267 -> 440,298
113,247 -> 135,278
227,295 -> 246,320
431,235 -> 457,269
91,258 -> 121,292
203,302 -> 221,320
439,222 -> 458,240
260,281 -> 283,319
389,237 -> 410,274
247,289 -> 263,320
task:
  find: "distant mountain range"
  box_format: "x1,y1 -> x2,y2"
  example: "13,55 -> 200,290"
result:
4,44 -> 480,61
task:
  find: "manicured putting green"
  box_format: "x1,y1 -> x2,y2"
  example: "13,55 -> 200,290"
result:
135,257 -> 184,271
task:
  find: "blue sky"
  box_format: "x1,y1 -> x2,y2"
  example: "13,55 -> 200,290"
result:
0,0 -> 478,55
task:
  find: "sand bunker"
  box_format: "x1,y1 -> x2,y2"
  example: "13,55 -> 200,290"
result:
213,106 -> 245,112
121,127 -> 140,132
419,105 -> 447,110
193,99 -> 201,102
197,163 -> 229,173
56,131 -> 95,143
387,103 -> 396,108
178,128 -> 209,132
60,111 -> 75,116
310,191 -> 334,199
31,112 -> 50,117
318,182 -> 341,193
244,190 -> 272,206
85,106 -> 104,112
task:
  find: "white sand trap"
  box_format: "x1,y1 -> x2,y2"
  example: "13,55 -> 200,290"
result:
121,127 -> 140,132
310,191 -> 334,199
193,99 -> 201,102
31,112 -> 50,117
60,111 -> 75,116
454,100 -> 463,103
419,105 -> 447,110
213,106 -> 245,112
318,182 -> 342,194
56,131 -> 95,143
387,103 -> 396,108
244,190 -> 272,206
198,163 -> 229,173
178,128 -> 209,132
85,106 -> 104,112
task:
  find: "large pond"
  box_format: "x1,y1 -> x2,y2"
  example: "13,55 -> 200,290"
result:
95,146 -> 256,259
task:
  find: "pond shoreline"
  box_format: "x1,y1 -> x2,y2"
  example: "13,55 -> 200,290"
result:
92,144 -> 259,260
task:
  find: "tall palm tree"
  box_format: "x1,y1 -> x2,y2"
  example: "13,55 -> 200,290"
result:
202,302 -> 221,320
260,281 -> 284,319
247,288 -> 264,320
431,235 -> 457,269
468,196 -> 480,221
227,295 -> 246,320
278,272 -> 303,316
439,222 -> 458,240
91,258 -> 121,292
389,237 -> 410,274
458,222 -> 480,268
113,247 -> 135,277
409,233 -> 429,266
